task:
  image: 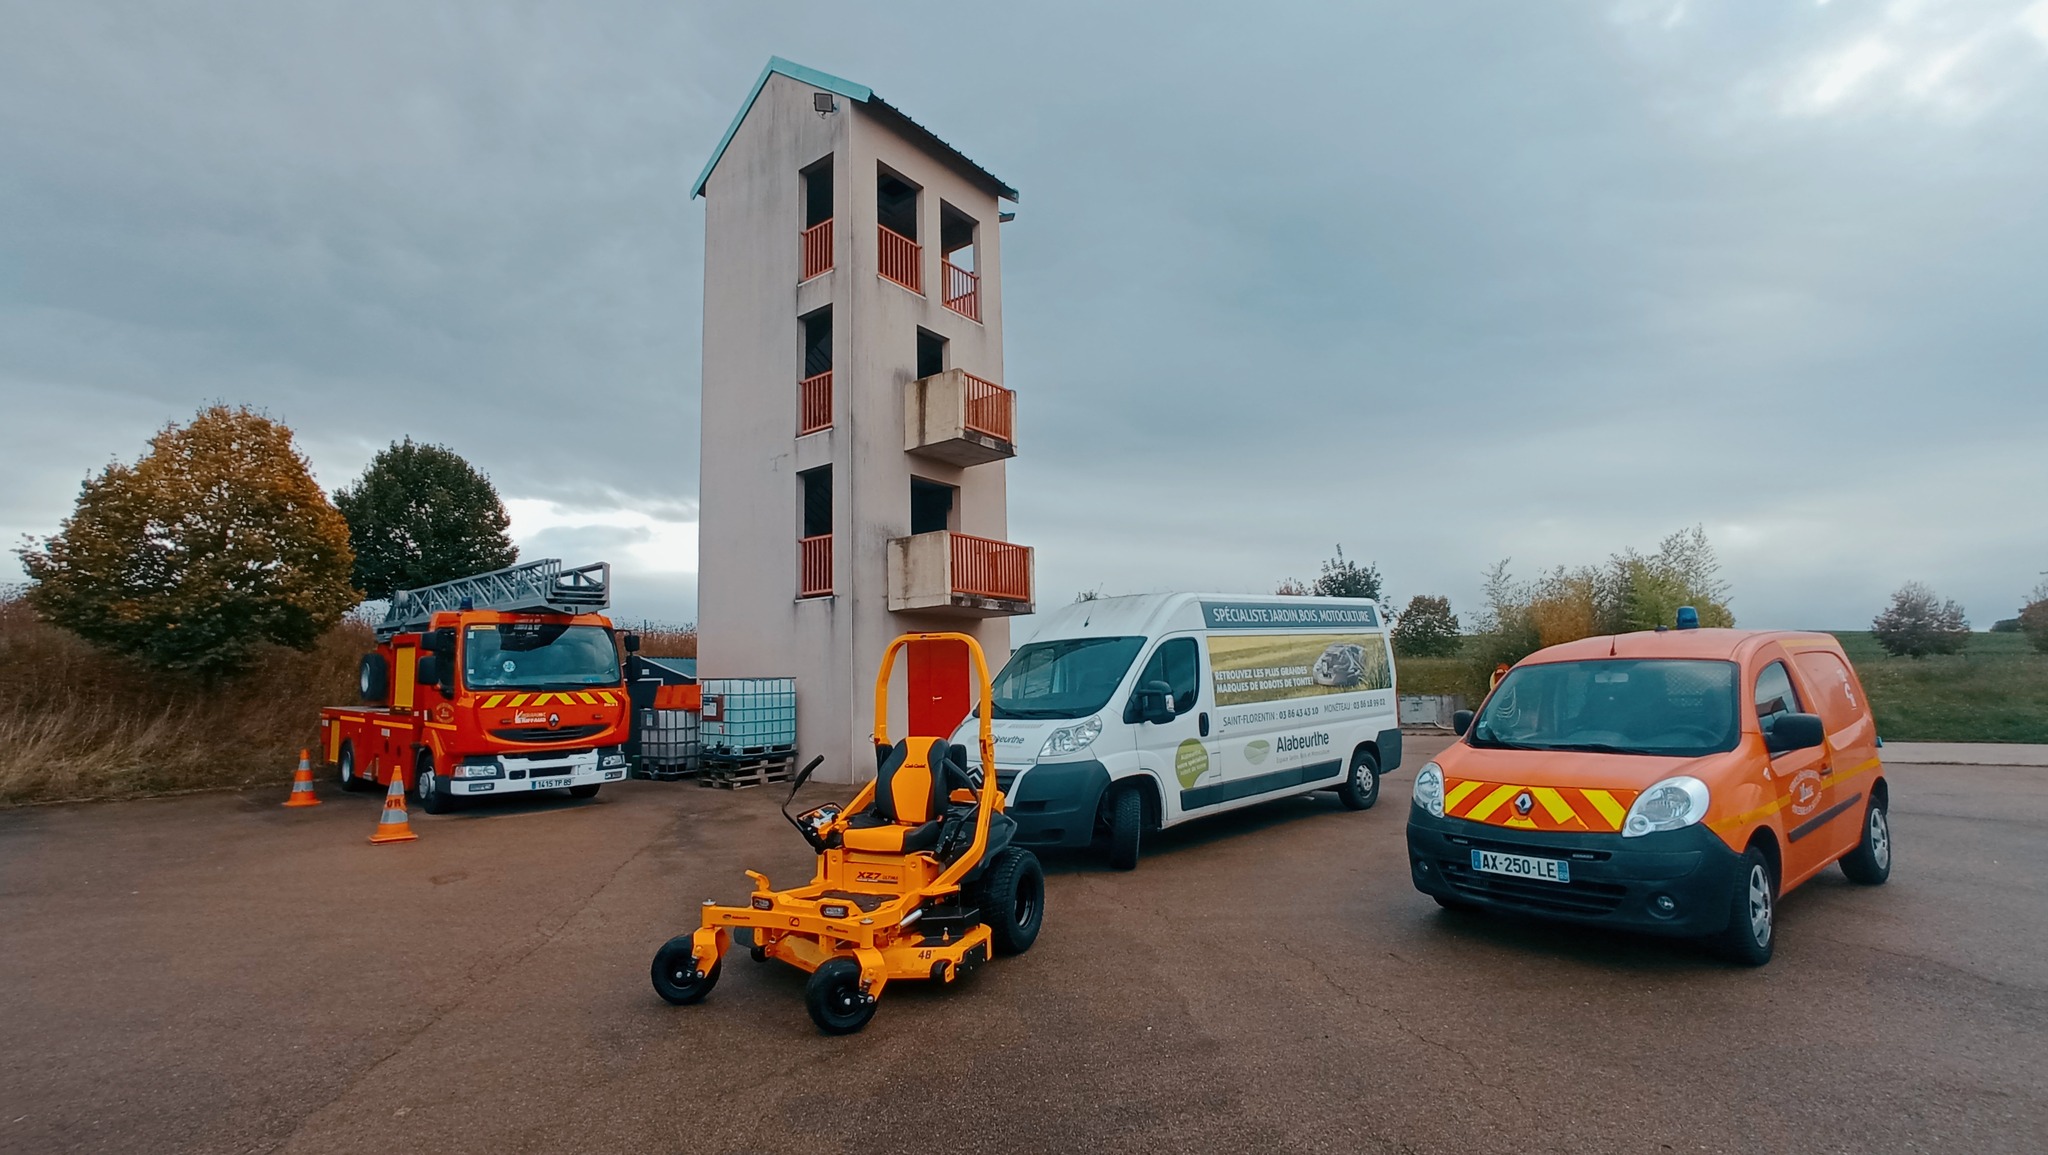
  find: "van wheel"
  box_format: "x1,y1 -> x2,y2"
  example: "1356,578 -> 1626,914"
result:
1712,846 -> 1776,966
337,742 -> 373,792
1106,785 -> 1143,871
1839,795 -> 1891,885
1337,748 -> 1380,811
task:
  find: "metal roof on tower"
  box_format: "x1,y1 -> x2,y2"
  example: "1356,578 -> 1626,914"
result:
691,56 -> 1019,203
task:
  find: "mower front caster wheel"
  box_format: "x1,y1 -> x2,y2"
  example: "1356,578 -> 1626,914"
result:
650,936 -> 721,1005
805,958 -> 877,1035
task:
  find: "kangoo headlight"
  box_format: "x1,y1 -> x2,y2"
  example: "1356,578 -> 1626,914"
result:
1040,716 -> 1102,758
1622,776 -> 1710,837
1412,762 -> 1445,818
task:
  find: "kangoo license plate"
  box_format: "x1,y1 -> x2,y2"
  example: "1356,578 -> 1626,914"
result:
1471,849 -> 1570,884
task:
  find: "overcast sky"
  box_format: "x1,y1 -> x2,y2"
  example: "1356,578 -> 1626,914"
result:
4,1 -> 2045,632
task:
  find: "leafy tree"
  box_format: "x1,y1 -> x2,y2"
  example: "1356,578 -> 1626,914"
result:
17,404 -> 358,679
1312,545 -> 1383,601
2019,580 -> 2048,655
1073,587 -> 1103,603
1274,577 -> 1311,596
333,438 -> 517,600
1871,582 -> 1971,658
1392,595 -> 1461,658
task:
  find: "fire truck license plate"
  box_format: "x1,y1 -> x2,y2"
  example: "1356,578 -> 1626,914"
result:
1471,849 -> 1570,884
532,776 -> 572,790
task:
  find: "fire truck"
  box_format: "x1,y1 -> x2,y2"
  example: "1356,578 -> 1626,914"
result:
319,560 -> 636,813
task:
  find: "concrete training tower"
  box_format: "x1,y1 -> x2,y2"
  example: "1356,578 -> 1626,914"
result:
694,57 -> 1033,784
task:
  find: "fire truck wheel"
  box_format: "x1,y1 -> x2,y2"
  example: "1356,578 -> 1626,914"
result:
568,784 -> 601,800
337,743 -> 373,792
415,760 -> 451,815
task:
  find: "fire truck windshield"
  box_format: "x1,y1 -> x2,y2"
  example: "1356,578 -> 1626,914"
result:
462,624 -> 620,690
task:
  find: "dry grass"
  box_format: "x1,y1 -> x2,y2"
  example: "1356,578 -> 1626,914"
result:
0,591 -> 369,805
629,623 -> 697,660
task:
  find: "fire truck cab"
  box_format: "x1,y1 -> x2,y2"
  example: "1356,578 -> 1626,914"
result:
320,560 -> 634,813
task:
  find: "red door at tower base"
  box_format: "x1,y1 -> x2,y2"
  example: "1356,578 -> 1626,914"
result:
908,638 -> 972,738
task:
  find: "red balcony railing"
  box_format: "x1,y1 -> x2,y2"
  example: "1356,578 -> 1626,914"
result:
950,533 -> 1031,602
961,373 -> 1014,444
798,370 -> 832,435
800,219 -> 833,281
799,535 -> 833,598
878,226 -> 922,294
942,259 -> 980,321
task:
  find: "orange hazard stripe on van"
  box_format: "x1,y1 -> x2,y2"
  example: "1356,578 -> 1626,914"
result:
1444,778 -> 1639,833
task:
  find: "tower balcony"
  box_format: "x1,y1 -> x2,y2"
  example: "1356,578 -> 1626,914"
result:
904,370 -> 1015,467
887,531 -> 1033,617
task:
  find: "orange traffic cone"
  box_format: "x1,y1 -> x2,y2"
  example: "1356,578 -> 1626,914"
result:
369,773 -> 418,844
283,748 -> 321,808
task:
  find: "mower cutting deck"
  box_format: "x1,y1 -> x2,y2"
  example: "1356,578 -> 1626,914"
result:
650,632 -> 1045,1034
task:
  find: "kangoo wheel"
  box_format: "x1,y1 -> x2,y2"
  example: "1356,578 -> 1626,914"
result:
1713,847 -> 1776,967
650,936 -> 720,1005
805,958 -> 876,1035
1839,795 -> 1892,886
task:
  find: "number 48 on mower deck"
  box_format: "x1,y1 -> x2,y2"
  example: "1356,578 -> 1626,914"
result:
651,632 -> 1046,1035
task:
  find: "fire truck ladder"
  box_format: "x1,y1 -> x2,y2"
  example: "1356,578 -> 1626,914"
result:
377,559 -> 611,640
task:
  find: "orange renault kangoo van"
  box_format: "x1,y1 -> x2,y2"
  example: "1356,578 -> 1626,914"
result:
1406,619 -> 1890,965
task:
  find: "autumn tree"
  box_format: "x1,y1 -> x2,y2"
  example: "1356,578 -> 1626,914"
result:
17,405 -> 358,679
2021,580 -> 2048,655
1871,582 -> 1970,657
333,438 -> 517,600
1392,595 -> 1461,657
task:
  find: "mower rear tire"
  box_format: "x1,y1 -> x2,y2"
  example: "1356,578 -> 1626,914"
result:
974,846 -> 1045,955
1336,748 -> 1380,811
1106,785 -> 1143,871
805,958 -> 876,1035
650,936 -> 720,1005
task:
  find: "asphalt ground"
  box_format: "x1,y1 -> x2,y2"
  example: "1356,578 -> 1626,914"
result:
4,737 -> 2046,1155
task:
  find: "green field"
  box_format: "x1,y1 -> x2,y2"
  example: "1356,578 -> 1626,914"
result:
1390,631 -> 2048,743
1828,631 -> 2048,744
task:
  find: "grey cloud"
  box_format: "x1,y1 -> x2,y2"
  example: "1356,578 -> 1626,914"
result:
3,1 -> 2045,631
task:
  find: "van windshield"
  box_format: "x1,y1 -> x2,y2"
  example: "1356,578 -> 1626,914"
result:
1470,659 -> 1739,758
990,636 -> 1145,720
463,624 -> 620,690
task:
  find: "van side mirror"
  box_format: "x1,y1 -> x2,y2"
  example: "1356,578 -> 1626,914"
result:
416,653 -> 441,690
423,627 -> 456,656
1452,710 -> 1473,737
624,633 -> 642,654
1766,712 -> 1825,754
1133,679 -> 1177,725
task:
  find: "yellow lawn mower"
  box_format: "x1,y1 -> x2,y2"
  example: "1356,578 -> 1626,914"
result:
650,633 -> 1045,1034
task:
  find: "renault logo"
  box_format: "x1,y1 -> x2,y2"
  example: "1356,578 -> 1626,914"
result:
1514,790 -> 1534,816
547,713 -> 561,729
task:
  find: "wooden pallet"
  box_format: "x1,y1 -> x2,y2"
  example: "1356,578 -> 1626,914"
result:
697,754 -> 796,791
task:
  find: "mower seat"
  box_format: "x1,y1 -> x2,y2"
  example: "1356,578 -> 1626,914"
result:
842,738 -> 964,855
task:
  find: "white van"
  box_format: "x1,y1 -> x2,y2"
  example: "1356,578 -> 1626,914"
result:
950,593 -> 1401,869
